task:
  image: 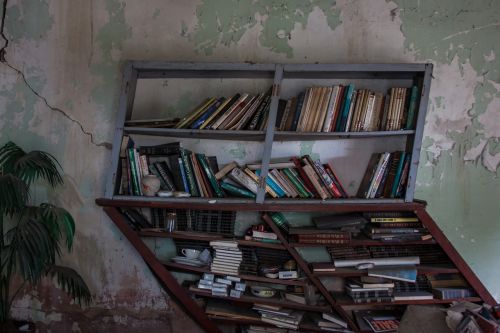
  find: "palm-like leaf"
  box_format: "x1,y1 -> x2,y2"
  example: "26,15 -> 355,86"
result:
0,175 -> 29,215
4,214 -> 57,284
48,265 -> 91,306
29,204 -> 75,251
0,141 -> 63,187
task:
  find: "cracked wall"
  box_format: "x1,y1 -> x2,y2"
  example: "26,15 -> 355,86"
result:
0,0 -> 499,331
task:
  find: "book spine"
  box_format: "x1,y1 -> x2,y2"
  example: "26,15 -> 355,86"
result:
220,182 -> 255,198
127,149 -> 140,195
291,92 -> 305,131
175,98 -> 215,129
197,153 -> 225,198
244,168 -> 278,198
180,149 -> 200,196
324,163 -> 348,198
229,168 -> 259,194
149,163 -> 169,190
255,169 -> 286,197
373,222 -> 421,228
278,99 -> 293,131
366,153 -> 389,199
374,154 -> 392,198
296,238 -> 350,245
190,98 -> 223,129
338,84 -> 355,131
154,162 -> 176,191
395,153 -> 411,198
405,85 -> 419,129
288,167 -> 314,197
282,168 -> 309,198
313,159 -> 342,198
296,233 -> 350,239
290,157 -> 317,197
177,157 -> 190,193
247,91 -> 270,130
132,149 -> 143,195
390,152 -> 407,198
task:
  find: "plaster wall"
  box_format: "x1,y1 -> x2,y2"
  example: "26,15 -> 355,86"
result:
0,0 -> 499,331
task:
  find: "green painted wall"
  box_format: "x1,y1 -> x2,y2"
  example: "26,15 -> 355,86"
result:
0,0 -> 498,330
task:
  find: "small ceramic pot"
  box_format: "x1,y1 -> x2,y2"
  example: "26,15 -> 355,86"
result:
141,175 -> 161,196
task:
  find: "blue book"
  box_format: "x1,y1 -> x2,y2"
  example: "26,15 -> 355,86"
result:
336,84 -> 354,132
391,152 -> 407,198
290,92 -> 305,131
255,169 -> 286,197
368,266 -> 417,283
177,157 -> 190,193
190,98 -> 224,129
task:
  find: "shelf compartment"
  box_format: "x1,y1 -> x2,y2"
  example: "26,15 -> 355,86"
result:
124,127 -> 267,141
313,265 -> 459,277
163,261 -> 307,286
138,230 -> 286,250
189,286 -> 332,312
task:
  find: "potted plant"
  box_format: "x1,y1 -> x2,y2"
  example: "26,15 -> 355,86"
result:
0,141 -> 91,331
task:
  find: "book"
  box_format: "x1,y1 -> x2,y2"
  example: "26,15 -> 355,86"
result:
291,92 -> 305,131
357,153 -> 381,198
313,213 -> 367,229
405,85 -> 419,129
334,257 -> 420,268
196,153 -> 224,198
393,291 -> 433,301
220,182 -> 256,198
322,313 -> 348,328
229,168 -> 259,194
284,292 -> 306,304
364,315 -> 399,332
368,266 -> 418,283
310,262 -> 336,272
432,287 -> 476,299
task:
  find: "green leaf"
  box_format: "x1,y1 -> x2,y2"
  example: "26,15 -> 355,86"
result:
38,204 -> 75,250
48,265 -> 91,306
0,141 -> 63,187
0,174 -> 29,215
5,214 -> 57,284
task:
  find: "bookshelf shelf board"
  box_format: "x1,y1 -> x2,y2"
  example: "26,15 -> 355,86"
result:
189,287 -> 332,312
163,261 -> 307,286
124,127 -> 267,141
313,265 -> 459,277
273,130 -> 415,141
290,238 -> 436,247
96,197 -> 423,212
335,296 -> 482,307
138,230 -> 286,250
208,315 -> 334,333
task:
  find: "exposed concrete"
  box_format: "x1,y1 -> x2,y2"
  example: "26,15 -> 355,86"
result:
0,0 -> 499,331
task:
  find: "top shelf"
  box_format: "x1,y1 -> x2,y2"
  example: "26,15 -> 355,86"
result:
124,127 -> 415,141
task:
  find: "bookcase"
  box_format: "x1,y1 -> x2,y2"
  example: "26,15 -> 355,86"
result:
96,62 -> 495,333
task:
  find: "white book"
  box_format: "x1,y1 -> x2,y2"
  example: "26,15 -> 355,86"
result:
229,168 -> 259,194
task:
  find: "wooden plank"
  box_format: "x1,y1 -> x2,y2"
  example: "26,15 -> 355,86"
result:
261,214 -> 360,333
102,207 -> 222,333
96,197 -> 426,212
124,127 -> 266,141
273,130 -> 415,141
416,208 -> 496,305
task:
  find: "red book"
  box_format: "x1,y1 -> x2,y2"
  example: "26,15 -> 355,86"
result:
290,156 -> 319,197
325,163 -> 348,198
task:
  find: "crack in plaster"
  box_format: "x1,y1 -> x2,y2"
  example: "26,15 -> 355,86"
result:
0,0 -> 111,150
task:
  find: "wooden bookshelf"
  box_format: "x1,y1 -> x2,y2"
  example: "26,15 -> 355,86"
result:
96,62 -> 496,333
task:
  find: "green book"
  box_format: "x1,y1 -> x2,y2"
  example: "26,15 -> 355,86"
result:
405,86 -> 419,129
390,152 -> 407,198
220,182 -> 255,198
282,168 -> 310,198
180,148 -> 200,197
196,153 -> 225,198
127,148 -> 141,196
269,212 -> 289,233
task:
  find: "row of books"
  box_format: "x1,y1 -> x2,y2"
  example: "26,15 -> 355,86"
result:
174,89 -> 272,131
357,151 -> 411,199
217,156 -> 348,200
362,216 -> 431,242
275,85 -> 419,133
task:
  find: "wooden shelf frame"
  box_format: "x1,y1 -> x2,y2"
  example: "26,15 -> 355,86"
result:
104,61 -> 433,204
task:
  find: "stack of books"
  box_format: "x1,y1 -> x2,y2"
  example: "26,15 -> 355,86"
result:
288,226 -> 351,246
196,273 -> 246,298
345,278 -> 395,304
313,213 -> 368,237
174,89 -> 272,130
210,241 -> 243,276
431,287 -> 476,300
118,139 -> 224,198
216,155 -> 347,200
357,151 -> 411,199
274,85 -> 419,133
245,326 -> 287,333
308,312 -> 350,332
362,214 -> 431,242
252,304 -> 305,330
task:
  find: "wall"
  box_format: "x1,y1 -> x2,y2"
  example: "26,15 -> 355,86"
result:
0,0 -> 498,331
